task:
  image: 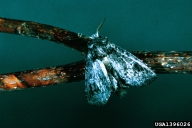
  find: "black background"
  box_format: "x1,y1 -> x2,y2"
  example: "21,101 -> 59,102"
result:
0,0 -> 192,128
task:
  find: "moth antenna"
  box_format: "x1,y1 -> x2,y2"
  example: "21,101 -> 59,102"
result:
95,17 -> 106,37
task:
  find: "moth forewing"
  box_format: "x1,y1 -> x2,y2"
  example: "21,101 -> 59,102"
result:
108,44 -> 157,86
85,58 -> 113,105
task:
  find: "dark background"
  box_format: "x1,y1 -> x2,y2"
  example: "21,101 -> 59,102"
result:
0,0 -> 192,127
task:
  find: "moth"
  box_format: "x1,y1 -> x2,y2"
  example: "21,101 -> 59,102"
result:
85,20 -> 157,105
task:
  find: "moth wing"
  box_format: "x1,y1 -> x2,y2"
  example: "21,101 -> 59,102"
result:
85,59 -> 112,105
108,44 -> 156,86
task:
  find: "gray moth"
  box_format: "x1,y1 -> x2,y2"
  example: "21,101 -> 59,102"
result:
85,33 -> 156,106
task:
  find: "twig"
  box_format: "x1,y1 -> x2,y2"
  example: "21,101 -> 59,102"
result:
0,17 -> 90,52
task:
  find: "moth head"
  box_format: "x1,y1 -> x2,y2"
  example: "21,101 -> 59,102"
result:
88,36 -> 111,59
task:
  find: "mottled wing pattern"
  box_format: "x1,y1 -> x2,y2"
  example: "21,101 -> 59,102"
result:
108,44 -> 157,86
85,58 -> 113,105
